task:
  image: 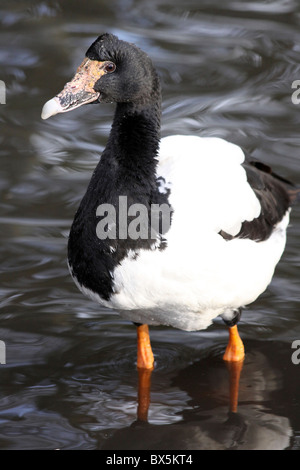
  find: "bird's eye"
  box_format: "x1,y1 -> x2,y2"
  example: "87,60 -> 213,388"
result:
104,62 -> 116,73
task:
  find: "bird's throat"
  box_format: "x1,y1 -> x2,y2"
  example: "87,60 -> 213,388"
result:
105,99 -> 161,185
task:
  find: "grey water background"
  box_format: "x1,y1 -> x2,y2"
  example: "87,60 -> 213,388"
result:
0,0 -> 300,450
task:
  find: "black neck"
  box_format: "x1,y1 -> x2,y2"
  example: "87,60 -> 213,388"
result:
101,79 -> 162,196
67,75 -> 166,300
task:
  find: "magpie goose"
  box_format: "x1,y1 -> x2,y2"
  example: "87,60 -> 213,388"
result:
42,33 -> 295,369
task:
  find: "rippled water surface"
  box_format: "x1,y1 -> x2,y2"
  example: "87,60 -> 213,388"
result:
1,0 -> 300,450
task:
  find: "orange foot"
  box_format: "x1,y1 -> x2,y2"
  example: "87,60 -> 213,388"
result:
223,324 -> 245,362
136,324 -> 154,370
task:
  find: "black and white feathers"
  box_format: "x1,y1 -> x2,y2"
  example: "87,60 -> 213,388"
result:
42,33 -> 294,332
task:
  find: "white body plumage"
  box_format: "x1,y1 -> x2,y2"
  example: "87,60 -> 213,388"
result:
72,135 -> 289,331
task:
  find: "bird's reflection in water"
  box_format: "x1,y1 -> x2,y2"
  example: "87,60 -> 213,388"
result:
137,368 -> 153,423
137,359 -> 243,421
102,342 -> 292,450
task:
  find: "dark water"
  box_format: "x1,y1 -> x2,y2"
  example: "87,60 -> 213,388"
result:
0,0 -> 300,450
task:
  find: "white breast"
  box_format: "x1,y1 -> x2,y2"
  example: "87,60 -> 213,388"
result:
77,136 -> 290,331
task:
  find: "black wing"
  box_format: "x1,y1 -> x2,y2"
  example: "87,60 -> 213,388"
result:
220,158 -> 296,242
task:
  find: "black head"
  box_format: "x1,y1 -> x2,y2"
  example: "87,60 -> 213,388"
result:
86,33 -> 158,104
41,33 -> 160,119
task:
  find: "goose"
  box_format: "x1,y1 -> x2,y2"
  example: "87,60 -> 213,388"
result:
41,33 -> 295,370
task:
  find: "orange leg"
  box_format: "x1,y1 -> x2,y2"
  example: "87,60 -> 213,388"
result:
137,368 -> 153,421
223,324 -> 245,362
225,360 -> 244,413
136,324 -> 154,370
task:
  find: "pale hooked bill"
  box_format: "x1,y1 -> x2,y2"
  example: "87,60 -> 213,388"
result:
41,98 -> 64,120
